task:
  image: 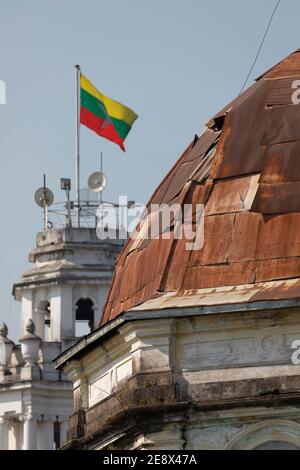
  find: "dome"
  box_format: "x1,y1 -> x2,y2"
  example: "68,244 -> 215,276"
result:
101,49 -> 300,326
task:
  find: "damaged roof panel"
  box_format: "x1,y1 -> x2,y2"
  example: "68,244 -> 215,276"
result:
210,80 -> 271,179
205,175 -> 259,215
184,128 -> 219,162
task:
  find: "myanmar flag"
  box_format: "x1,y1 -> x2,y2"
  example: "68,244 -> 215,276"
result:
80,73 -> 138,151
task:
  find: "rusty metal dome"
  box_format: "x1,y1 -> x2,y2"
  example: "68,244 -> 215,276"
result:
101,49 -> 300,326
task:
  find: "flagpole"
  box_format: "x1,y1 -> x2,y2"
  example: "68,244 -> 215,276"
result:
75,64 -> 81,227
100,150 -> 103,204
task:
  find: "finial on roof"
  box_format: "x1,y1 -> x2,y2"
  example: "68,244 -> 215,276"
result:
25,319 -> 36,335
20,319 -> 41,368
0,323 -> 8,338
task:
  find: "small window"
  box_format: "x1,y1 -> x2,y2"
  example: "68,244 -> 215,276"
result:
75,298 -> 94,337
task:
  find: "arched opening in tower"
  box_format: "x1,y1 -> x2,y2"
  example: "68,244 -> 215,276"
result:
75,298 -> 94,337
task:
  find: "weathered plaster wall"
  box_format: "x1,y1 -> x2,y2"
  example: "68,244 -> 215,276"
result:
63,307 -> 300,450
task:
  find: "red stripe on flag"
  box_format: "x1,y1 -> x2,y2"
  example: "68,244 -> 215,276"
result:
80,106 -> 126,151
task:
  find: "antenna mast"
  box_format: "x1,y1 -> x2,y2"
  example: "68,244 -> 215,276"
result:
100,150 -> 103,204
34,175 -> 54,230
43,174 -> 48,230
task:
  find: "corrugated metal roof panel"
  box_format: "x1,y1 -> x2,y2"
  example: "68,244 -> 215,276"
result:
266,77 -> 300,106
188,213 -> 235,267
205,175 -> 258,215
262,104 -> 300,146
259,142 -> 300,183
182,262 -> 256,290
230,212 -> 300,262
251,182 -> 300,214
129,278 -> 300,312
255,257 -> 300,283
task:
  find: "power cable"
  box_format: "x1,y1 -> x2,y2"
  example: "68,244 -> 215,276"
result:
239,0 -> 281,95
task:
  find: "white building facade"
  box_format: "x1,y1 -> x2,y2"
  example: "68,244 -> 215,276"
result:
0,227 -> 122,450
55,286 -> 300,450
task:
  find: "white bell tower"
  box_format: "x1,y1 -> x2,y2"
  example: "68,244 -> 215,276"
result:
15,227 -> 123,345
0,227 -> 123,450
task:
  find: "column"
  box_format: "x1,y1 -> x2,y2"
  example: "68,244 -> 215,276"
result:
34,308 -> 46,340
23,415 -> 37,450
13,420 -> 22,450
8,421 -> 17,450
21,291 -> 33,337
60,419 -> 69,447
50,286 -> 74,341
0,417 -> 8,450
38,419 -> 54,450
120,319 -> 174,375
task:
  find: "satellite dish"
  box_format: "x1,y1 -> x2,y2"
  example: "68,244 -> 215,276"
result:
88,172 -> 107,193
34,187 -> 54,208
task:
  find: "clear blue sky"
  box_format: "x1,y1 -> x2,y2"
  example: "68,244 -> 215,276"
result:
0,0 -> 297,340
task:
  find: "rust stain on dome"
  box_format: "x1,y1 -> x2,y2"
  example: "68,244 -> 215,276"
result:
101,50 -> 300,326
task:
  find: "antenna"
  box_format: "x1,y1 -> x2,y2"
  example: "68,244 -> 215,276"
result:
34,174 -> 54,230
87,171 -> 107,193
60,178 -> 72,228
